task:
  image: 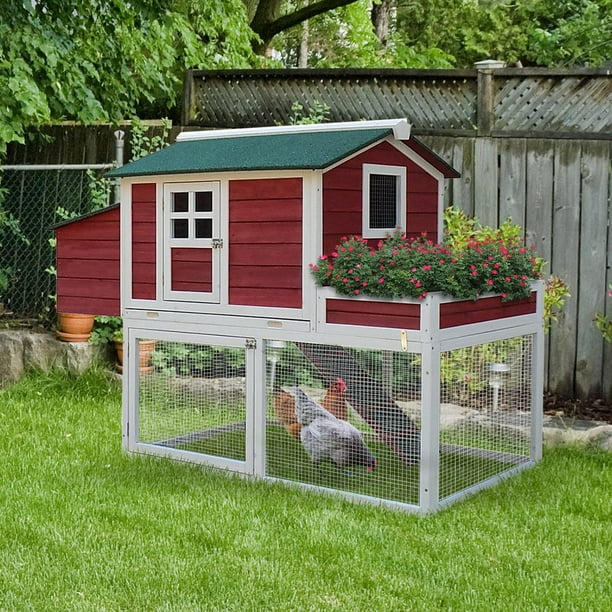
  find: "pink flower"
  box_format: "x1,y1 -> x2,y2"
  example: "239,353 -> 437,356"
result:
487,279 -> 494,286
378,278 -> 385,283
354,289 -> 360,295
331,251 -> 338,258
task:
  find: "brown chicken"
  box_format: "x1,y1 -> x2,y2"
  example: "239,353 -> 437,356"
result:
274,378 -> 348,440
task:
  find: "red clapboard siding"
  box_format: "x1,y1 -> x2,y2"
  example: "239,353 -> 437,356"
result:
132,183 -> 156,203
57,218 -> 119,240
57,240 -> 119,260
132,186 -> 156,300
229,244 -> 302,266
228,178 -> 302,308
57,258 -> 119,280
229,288 -> 301,308
326,299 -> 421,329
229,221 -> 301,244
58,278 -> 119,297
229,199 -> 303,221
229,178 -> 303,200
440,293 -> 537,328
231,266 -> 301,289
55,206 -> 120,316
57,296 -> 119,316
171,248 -> 212,292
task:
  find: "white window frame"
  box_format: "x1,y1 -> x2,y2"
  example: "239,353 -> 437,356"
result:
165,182 -> 219,247
362,163 -> 406,238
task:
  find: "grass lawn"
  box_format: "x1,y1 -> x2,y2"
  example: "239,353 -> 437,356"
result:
1,369 -> 611,611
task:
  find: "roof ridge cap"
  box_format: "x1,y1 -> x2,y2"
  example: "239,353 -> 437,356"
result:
176,119 -> 410,142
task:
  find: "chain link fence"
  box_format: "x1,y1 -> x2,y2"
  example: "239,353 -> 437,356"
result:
0,165 -> 114,320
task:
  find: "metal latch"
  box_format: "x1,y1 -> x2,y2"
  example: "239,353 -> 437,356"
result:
245,338 -> 257,349
212,238 -> 223,249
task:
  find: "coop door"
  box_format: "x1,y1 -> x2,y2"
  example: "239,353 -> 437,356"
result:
133,332 -> 253,473
163,182 -> 221,303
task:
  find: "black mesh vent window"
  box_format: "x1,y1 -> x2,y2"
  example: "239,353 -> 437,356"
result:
369,174 -> 397,229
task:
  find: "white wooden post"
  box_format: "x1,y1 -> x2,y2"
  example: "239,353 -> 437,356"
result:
531,284 -> 545,461
419,295 -> 441,513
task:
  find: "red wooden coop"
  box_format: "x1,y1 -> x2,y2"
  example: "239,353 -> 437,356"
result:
55,119 -> 544,513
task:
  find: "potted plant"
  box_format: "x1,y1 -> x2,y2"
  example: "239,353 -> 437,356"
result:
89,316 -> 155,373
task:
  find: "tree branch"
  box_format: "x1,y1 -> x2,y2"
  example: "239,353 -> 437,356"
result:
251,0 -> 360,51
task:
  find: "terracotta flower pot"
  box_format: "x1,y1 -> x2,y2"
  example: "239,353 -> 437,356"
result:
115,339 -> 156,374
56,312 -> 95,342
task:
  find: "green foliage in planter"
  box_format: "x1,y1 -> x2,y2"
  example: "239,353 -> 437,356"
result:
311,212 -> 541,302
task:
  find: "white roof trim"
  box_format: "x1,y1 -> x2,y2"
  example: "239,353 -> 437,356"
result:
176,119 -> 411,142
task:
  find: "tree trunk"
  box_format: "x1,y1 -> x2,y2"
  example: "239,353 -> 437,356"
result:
371,0 -> 393,46
297,20 -> 309,67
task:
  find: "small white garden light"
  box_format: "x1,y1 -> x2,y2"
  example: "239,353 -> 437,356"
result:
489,362 -> 511,412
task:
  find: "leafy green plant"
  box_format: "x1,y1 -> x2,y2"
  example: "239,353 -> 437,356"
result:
151,342 -> 245,378
0,181 -> 29,302
594,284 -> 612,343
129,118 -> 171,161
544,275 -> 571,333
287,101 -> 331,125
89,315 -> 123,344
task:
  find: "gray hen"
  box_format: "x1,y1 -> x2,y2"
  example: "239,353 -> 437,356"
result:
291,387 -> 377,473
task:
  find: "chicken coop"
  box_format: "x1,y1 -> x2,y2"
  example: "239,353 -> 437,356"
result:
55,119 -> 545,513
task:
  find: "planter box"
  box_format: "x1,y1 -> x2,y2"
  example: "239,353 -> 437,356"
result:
316,282 -> 543,342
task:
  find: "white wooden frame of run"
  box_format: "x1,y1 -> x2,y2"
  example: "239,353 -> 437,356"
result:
121,281 -> 544,514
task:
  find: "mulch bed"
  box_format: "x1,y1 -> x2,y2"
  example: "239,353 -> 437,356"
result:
544,392 -> 612,424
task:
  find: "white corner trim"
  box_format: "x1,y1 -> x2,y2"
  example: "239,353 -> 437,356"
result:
176,119 -> 411,142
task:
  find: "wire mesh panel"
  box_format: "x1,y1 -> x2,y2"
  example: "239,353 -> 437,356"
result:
137,338 -> 247,463
438,335 -> 533,501
0,166 -> 112,317
265,340 -> 422,507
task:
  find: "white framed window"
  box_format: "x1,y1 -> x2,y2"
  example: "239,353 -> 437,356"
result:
165,182 -> 218,246
362,164 -> 406,238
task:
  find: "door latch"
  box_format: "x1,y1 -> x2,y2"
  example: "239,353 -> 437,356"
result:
212,238 -> 223,249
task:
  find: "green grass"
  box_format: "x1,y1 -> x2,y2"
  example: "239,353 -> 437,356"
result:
1,369 -> 611,611
182,427 -> 510,505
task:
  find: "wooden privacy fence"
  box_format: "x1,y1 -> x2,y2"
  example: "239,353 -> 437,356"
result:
184,67 -> 611,401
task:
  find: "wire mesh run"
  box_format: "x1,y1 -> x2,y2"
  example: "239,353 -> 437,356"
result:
438,335 -> 533,501
137,339 -> 247,462
265,340 -> 422,506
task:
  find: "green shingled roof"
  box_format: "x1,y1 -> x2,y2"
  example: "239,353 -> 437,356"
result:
107,128 -> 393,178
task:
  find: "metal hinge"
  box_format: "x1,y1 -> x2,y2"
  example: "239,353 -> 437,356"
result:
245,338 -> 257,349
212,238 -> 223,249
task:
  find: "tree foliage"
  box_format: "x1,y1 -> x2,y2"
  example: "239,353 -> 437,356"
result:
395,0 -> 612,68
0,0 -> 257,153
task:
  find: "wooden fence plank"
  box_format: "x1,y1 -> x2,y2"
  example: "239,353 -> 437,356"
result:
499,138 -> 527,228
474,138 -> 498,226
548,140 -> 582,396
576,141 -> 609,397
